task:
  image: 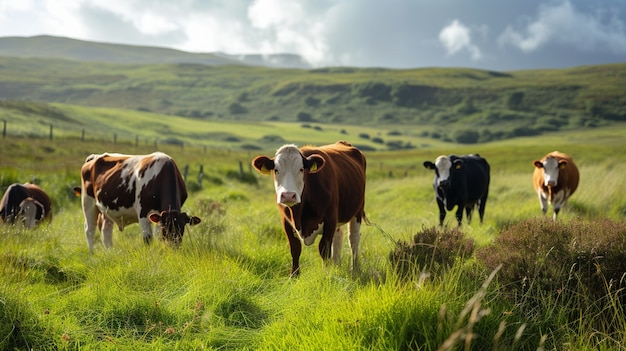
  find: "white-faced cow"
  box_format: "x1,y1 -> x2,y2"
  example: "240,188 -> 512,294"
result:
532,151 -> 579,220
252,141 -> 366,277
0,183 -> 52,228
423,154 -> 490,226
75,152 -> 201,253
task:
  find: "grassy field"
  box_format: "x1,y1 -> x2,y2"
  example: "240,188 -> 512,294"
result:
1,121 -> 626,350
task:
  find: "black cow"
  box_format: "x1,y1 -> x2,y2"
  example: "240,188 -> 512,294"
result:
423,154 -> 490,226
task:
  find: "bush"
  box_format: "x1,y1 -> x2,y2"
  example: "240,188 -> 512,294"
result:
297,112 -> 313,122
389,226 -> 474,280
228,102 -> 248,114
453,129 -> 479,144
476,218 -> 626,305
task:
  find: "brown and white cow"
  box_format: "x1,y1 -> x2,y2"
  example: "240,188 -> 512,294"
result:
0,183 -> 52,228
75,152 -> 201,253
252,141 -> 367,277
532,151 -> 579,220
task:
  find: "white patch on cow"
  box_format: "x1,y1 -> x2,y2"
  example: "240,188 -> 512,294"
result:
434,155 -> 452,186
273,144 -> 305,206
302,222 -> 326,246
539,157 -> 560,187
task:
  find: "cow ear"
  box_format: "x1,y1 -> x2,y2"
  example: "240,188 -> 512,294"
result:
73,187 -> 82,197
533,160 -> 543,168
453,159 -> 463,170
189,216 -> 201,226
305,154 -> 325,173
558,160 -> 567,169
423,161 -> 436,170
252,156 -> 274,175
149,213 -> 162,224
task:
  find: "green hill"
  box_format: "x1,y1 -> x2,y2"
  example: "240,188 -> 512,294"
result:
0,36 -> 625,145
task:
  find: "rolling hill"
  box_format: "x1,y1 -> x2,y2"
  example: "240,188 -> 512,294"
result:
0,36 -> 625,146
0,35 -> 312,68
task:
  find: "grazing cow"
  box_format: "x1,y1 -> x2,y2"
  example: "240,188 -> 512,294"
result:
75,152 -> 201,253
0,183 -> 52,228
532,151 -> 579,220
423,154 -> 490,226
252,141 -> 367,277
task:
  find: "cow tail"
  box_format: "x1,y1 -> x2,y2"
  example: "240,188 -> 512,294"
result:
362,213 -> 397,245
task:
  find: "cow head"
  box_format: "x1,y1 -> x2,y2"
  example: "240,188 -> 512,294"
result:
18,197 -> 45,228
252,144 -> 325,207
424,155 -> 463,189
149,210 -> 201,246
534,156 -> 566,187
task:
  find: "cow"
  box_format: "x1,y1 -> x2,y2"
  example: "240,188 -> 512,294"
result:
252,141 -> 367,277
0,183 -> 52,228
532,151 -> 579,221
423,154 -> 490,226
75,152 -> 201,253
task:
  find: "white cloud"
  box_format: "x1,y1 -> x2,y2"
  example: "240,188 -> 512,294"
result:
499,0 -> 626,53
439,20 -> 483,60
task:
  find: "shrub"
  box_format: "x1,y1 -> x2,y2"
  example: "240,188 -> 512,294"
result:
296,112 -> 313,122
305,96 -> 320,107
389,226 -> 474,280
453,129 -> 479,144
476,218 -> 626,305
228,102 -> 248,114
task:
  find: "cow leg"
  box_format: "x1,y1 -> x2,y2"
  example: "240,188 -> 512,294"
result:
82,198 -> 99,253
465,206 -> 474,224
331,227 -> 343,265
537,191 -> 548,215
319,222 -> 337,262
454,205 -> 464,226
551,190 -> 567,221
347,216 -> 361,271
284,223 -> 302,277
436,199 -> 446,226
139,218 -> 154,244
478,193 -> 488,224
100,217 -> 114,249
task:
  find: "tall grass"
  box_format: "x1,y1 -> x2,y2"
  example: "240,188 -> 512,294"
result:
1,127 -> 626,350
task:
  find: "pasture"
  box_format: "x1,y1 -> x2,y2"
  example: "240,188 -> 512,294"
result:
1,122 -> 626,350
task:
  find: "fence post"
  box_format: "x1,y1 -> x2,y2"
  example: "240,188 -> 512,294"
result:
183,165 -> 189,182
197,165 -> 204,187
238,161 -> 244,178
114,133 -> 117,144
2,120 -> 6,138
49,124 -> 53,140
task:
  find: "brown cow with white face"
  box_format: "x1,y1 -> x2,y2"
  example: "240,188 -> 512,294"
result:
75,152 -> 201,253
0,183 -> 52,228
252,141 -> 367,277
532,151 -> 579,220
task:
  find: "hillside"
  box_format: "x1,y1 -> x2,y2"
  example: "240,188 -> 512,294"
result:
0,36 -> 625,144
0,35 -> 311,69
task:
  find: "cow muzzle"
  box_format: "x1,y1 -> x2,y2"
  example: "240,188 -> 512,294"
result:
279,191 -> 299,207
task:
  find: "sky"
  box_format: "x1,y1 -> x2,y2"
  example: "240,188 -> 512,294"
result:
1,0 -> 625,71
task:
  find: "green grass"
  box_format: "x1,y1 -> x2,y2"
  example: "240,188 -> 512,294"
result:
1,122 -> 626,349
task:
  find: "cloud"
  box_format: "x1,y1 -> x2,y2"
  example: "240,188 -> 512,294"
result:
498,0 -> 626,54
439,20 -> 483,60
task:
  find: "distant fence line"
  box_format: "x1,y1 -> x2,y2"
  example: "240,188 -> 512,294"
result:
2,120 -> 403,179
0,120 -> 215,153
